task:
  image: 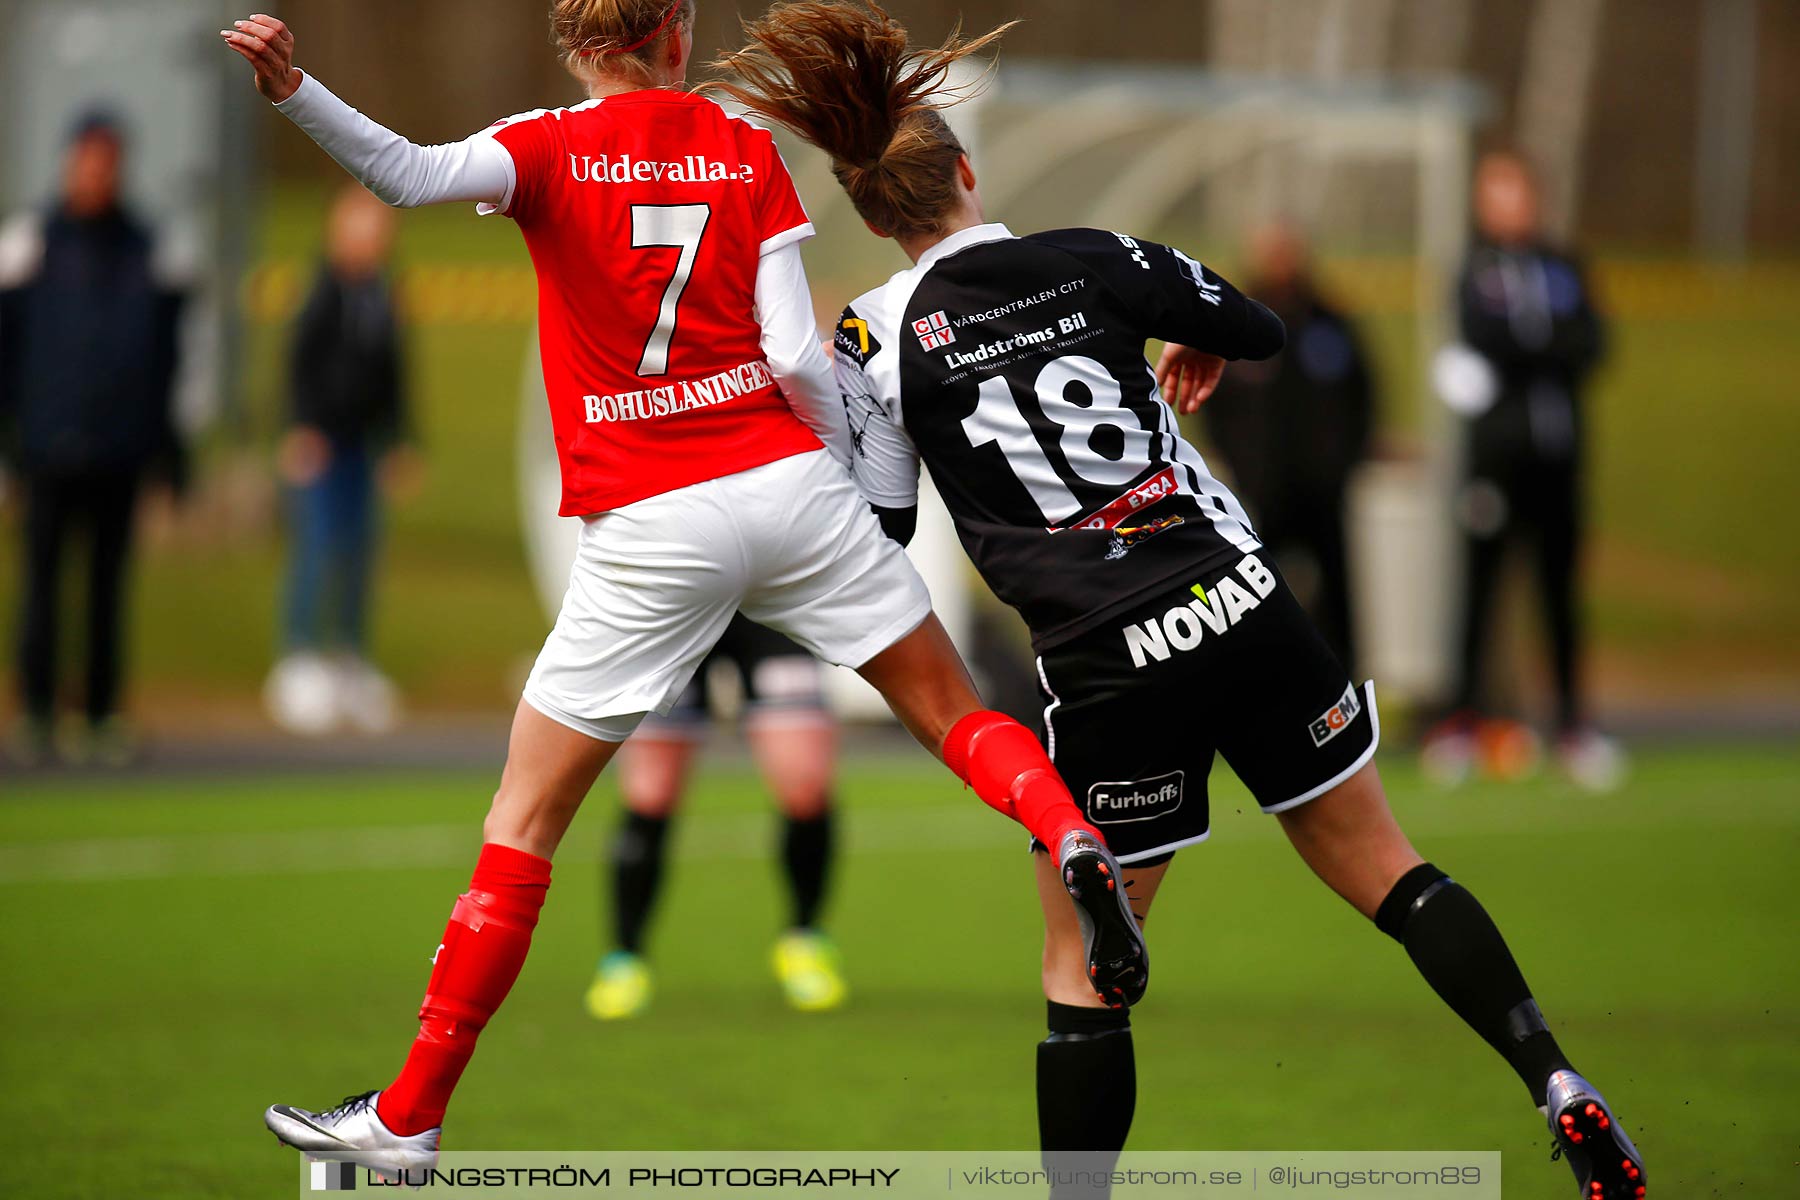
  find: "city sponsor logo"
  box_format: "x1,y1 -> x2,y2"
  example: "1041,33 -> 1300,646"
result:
568,153 -> 757,186
1308,683 -> 1363,747
1087,770 -> 1184,824
913,310 -> 957,350
938,317 -> 1088,369
582,360 -> 774,424
1121,553 -> 1278,669
950,279 -> 1088,328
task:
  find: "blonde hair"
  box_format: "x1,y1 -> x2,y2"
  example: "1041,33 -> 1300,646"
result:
707,1 -> 1015,238
551,0 -> 697,85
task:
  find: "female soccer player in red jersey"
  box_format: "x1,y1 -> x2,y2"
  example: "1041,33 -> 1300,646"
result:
222,1 -> 1144,1176
712,5 -> 1648,1197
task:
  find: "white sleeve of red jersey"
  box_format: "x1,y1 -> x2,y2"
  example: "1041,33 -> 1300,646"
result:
273,72 -> 516,210
754,242 -> 851,467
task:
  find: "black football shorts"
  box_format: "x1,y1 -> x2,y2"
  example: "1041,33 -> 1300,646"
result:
1031,552 -> 1378,865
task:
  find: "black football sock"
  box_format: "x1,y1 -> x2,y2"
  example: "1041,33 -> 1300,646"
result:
780,809 -> 833,931
610,811 -> 672,955
1376,863 -> 1574,1103
1038,1000 -> 1136,1165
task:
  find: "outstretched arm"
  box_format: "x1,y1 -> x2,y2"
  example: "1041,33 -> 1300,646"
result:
222,14 -> 514,210
1032,229 -> 1283,415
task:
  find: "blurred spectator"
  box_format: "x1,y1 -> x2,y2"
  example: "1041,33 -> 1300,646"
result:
263,186 -> 414,737
0,110 -> 188,766
1424,149 -> 1620,790
1201,220 -> 1373,673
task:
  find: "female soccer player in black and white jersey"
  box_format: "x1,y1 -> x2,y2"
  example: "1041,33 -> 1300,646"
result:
713,5 -> 1647,1196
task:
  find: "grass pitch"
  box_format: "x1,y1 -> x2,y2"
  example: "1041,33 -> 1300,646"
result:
1,745 -> 1795,1198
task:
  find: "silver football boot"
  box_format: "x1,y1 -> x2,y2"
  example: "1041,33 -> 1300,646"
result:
1545,1070 -> 1646,1198
1057,830 -> 1149,1008
265,1090 -> 440,1181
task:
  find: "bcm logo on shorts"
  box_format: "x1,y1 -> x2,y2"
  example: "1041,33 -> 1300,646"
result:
1309,684 -> 1363,747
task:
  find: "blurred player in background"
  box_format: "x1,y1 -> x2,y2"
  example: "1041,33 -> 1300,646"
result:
224,3 -> 1139,1177
588,614 -> 845,1019
1201,219 -> 1374,673
1426,150 -> 1621,790
716,6 -> 1647,1197
0,110 -> 189,767
266,185 -> 415,738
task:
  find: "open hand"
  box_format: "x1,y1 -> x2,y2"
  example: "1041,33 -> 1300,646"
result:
221,14 -> 301,104
1155,343 -> 1226,415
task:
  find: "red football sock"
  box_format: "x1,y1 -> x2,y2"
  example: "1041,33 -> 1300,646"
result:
377,843 -> 551,1136
942,710 -> 1101,860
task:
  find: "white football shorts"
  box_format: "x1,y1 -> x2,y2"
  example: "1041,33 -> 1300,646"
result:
522,449 -> 932,742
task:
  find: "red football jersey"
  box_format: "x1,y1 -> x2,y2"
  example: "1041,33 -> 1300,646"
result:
488,91 -> 822,515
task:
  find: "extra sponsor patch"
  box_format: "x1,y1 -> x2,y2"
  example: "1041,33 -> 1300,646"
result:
1308,683 -> 1364,747
912,310 -> 957,351
1051,466 -> 1181,534
835,310 -> 881,368
1087,770 -> 1184,825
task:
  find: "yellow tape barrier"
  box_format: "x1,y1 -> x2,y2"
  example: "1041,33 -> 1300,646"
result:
241,258 -> 1800,326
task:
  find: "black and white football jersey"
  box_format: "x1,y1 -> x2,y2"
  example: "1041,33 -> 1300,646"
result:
833,223 -> 1285,650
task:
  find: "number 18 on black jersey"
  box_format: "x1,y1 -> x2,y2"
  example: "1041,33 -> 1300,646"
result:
834,224 -> 1287,651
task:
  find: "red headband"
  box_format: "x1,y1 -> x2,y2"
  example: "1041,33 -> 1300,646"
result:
587,0 -> 685,57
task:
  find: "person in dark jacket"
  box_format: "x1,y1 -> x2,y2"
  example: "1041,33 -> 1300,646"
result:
1201,220 -> 1374,674
265,185 -> 413,736
0,111 -> 187,765
1424,149 -> 1621,790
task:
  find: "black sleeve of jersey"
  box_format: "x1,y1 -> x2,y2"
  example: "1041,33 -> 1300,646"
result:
1030,228 -> 1285,361
872,504 -> 917,547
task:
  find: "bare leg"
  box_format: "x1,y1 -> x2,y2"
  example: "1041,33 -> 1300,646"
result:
853,613 -> 980,758
1275,760 -> 1423,917
856,611 -> 1140,1000
747,716 -> 837,820
618,735 -> 698,820
484,699 -> 623,860
855,612 -> 1100,849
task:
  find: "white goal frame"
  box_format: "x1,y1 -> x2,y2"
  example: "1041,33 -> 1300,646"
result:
518,64 -> 1486,714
